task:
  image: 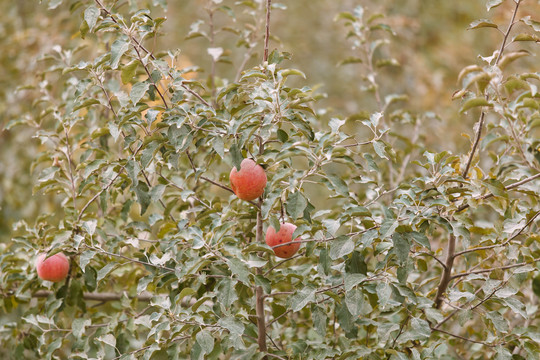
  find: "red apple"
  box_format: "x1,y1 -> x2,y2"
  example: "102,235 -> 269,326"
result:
35,252 -> 70,282
229,159 -> 267,201
265,222 -> 301,259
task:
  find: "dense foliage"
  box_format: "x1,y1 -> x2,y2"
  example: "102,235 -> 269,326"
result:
1,0 -> 540,359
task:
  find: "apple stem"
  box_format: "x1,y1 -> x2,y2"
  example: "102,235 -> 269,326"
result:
255,198 -> 268,353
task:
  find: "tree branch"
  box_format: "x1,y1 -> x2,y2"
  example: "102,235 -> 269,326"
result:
33,290 -> 154,301
451,257 -> 540,280
455,208 -> 540,257
461,0 -> 522,179
85,245 -> 176,273
431,327 -> 498,347
255,198 -> 268,353
263,0 -> 272,62
456,172 -> 540,212
94,0 -> 212,108
434,235 -> 456,309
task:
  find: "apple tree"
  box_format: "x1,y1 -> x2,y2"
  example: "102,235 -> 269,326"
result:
1,0 -> 540,359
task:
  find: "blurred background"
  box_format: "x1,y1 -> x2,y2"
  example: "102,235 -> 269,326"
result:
1,0 -> 539,240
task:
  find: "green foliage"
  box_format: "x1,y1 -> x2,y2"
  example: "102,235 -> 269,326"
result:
1,0 -> 540,359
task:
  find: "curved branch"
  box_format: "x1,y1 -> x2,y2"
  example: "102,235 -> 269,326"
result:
33,290 -> 155,301
434,235 -> 456,309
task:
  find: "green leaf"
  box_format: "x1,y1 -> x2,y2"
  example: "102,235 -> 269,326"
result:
533,275 -> 540,297
336,302 -> 354,333
226,258 -> 250,285
337,56 -> 363,66
121,60 -> 139,84
84,6 -> 99,31
110,39 -> 129,70
468,19 -> 498,30
409,317 -> 431,341
97,263 -> 116,282
311,305 -> 327,337
376,282 -> 392,309
73,98 -> 100,111
177,287 -> 196,303
290,286 -> 316,312
318,248 -> 330,276
380,218 -> 398,239
327,174 -> 349,196
345,287 -> 363,317
487,311 -> 509,333
406,231 -> 431,250
212,136 -> 224,159
280,68 -> 306,79
460,97 -> 492,113
522,16 -> 540,32
322,218 -> 340,236
217,317 -> 245,336
512,33 -> 539,42
484,179 -> 508,199
46,338 -> 63,358
486,0 -> 504,11
255,275 -> 271,294
23,334 -> 38,351
47,0 -> 63,10
424,308 -> 444,324
196,331 -> 214,354
495,346 -> 512,360
286,191 -> 307,219
344,273 -> 366,291
230,144 -> 243,170
137,275 -> 153,294
498,50 -> 530,70
277,129 -> 288,142
329,236 -> 354,260
141,140 -> 160,169
130,82 -> 150,105
97,334 -> 116,348
334,12 -> 356,22
392,233 -> 410,265
150,184 -> 166,203
372,140 -> 388,159
72,319 -> 91,340
261,190 -> 281,219
134,182 -> 151,215
126,159 -> 140,186
84,265 -> 97,292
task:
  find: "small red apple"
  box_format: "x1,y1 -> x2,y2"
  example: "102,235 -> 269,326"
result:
229,159 -> 267,201
35,252 -> 70,282
265,222 -> 301,259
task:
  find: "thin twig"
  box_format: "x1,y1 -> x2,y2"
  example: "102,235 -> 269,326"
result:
185,150 -> 260,207
263,292 -> 294,299
455,209 -> 540,257
416,251 -> 446,270
461,0 -> 521,178
32,290 -> 155,301
94,0 -> 212,108
263,253 -> 303,276
451,257 -> 540,280
263,0 -> 272,62
456,172 -> 540,212
391,315 -> 410,348
265,353 -> 287,360
85,245 -> 176,273
266,309 -> 292,328
431,327 -> 498,347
